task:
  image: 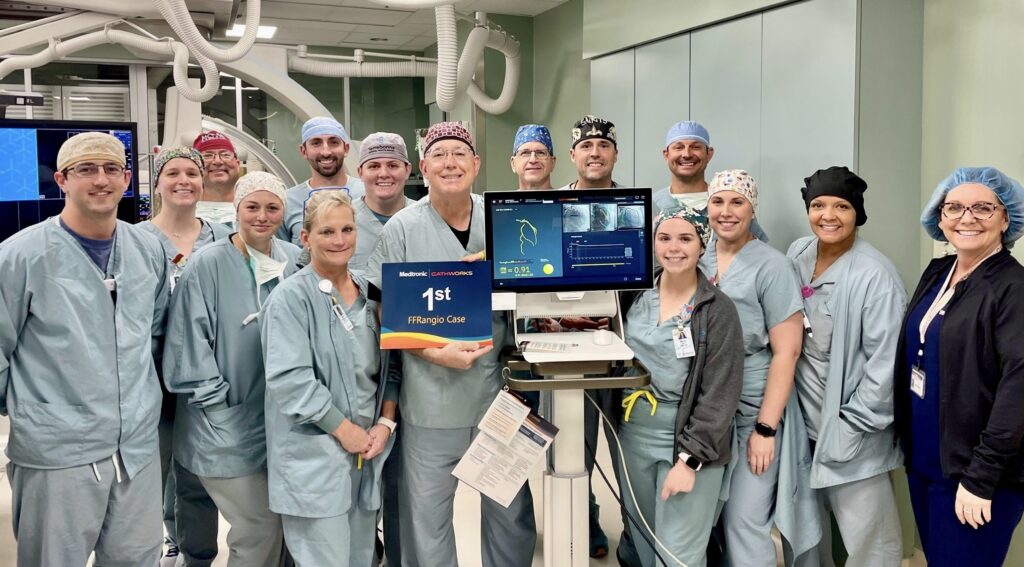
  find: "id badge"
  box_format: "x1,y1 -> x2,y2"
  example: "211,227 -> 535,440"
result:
672,327 -> 696,359
910,366 -> 926,399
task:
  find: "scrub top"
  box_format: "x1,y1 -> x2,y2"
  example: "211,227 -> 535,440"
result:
623,282 -> 693,403
699,238 -> 802,414
137,218 -> 231,290
261,267 -> 384,517
903,276 -> 945,480
0,219 -> 169,478
653,186 -> 708,217
279,178 -> 367,245
163,237 -> 301,477
366,194 -> 510,429
351,196 -> 412,275
792,248 -> 837,440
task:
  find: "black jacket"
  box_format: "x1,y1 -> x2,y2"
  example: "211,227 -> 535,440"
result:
618,267 -> 744,467
894,249 -> 1024,498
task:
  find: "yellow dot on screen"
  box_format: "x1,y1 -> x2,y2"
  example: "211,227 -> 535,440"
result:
543,264 -> 554,275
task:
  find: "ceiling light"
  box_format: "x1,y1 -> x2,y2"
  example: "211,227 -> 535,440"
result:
226,24 -> 277,39
370,37 -> 388,42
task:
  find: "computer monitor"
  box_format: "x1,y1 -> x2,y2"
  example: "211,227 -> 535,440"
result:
0,118 -> 140,242
484,187 -> 653,293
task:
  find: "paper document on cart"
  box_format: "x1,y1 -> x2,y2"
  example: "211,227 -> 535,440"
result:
453,391 -> 558,508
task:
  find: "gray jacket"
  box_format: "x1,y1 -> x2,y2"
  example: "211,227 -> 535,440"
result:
621,268 -> 745,467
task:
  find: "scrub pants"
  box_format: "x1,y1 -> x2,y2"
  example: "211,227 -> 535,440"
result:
8,455 -> 162,567
907,470 -> 1024,567
721,423 -> 783,567
620,402 -> 725,567
281,465 -> 377,567
161,415 -> 220,566
198,469 -> 285,567
795,472 -> 902,567
399,423 -> 537,567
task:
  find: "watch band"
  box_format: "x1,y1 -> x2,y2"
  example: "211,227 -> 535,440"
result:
754,421 -> 778,438
377,416 -> 397,436
678,451 -> 703,472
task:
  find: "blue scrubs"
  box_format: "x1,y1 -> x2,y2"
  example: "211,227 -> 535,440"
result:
278,179 -> 367,245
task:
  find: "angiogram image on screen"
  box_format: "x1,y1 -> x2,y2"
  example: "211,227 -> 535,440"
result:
490,202 -> 564,279
617,205 -> 644,229
562,204 -> 590,233
590,203 -> 616,231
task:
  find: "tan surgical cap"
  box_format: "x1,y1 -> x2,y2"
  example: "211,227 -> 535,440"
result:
56,132 -> 127,172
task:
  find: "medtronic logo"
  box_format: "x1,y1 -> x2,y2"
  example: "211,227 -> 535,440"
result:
398,271 -> 428,277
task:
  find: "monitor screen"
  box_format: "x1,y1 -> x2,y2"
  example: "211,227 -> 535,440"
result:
0,119 -> 140,242
484,188 -> 653,293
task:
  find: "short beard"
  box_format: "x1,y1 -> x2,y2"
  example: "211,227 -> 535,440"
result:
312,159 -> 341,178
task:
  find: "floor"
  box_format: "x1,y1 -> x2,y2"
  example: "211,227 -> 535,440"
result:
0,415 -> 924,566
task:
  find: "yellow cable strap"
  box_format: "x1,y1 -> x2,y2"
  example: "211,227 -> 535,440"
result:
621,389 -> 657,422
357,455 -> 363,470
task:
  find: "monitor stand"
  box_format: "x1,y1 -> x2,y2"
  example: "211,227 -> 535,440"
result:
506,290 -> 650,567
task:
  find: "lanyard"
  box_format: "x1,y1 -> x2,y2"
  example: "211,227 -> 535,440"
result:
318,279 -> 355,331
916,247 -> 1001,357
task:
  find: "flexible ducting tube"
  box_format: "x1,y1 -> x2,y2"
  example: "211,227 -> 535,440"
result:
434,4 -> 460,111
154,0 -> 259,63
0,26 -> 220,102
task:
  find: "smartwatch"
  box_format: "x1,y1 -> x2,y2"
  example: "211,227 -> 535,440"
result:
754,422 -> 778,438
678,451 -> 703,472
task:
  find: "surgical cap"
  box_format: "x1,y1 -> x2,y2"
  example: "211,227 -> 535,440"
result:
664,121 -> 710,148
234,171 -> 287,210
801,166 -> 868,226
513,124 -> 554,154
193,130 -> 236,154
302,116 -> 350,144
155,147 -> 205,181
709,169 -> 758,210
359,132 -> 409,166
423,121 -> 475,154
571,115 -> 617,148
655,204 -> 711,248
921,166 -> 1024,244
57,132 -> 126,172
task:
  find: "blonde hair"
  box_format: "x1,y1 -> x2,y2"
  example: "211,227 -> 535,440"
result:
302,190 -> 355,234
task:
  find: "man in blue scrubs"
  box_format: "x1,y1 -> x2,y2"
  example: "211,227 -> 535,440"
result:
0,132 -> 170,565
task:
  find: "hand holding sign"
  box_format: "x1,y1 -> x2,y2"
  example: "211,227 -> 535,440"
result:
418,341 -> 495,370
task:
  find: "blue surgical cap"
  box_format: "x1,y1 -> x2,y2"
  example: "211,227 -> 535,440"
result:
665,121 -> 710,148
921,166 -> 1024,244
302,116 -> 349,144
513,124 -> 553,155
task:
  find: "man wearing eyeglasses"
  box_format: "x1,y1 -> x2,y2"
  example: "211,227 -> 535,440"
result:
278,116 -> 365,245
511,124 -> 556,190
193,130 -> 242,227
0,132 -> 170,565
366,122 -> 537,567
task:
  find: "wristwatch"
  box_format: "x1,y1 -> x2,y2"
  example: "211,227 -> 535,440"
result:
754,422 -> 778,438
678,451 -> 703,472
377,417 -> 397,437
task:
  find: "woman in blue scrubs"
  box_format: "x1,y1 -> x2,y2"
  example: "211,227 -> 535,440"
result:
163,172 -> 300,566
895,167 -> 1024,566
619,205 -> 744,567
700,169 -> 819,565
788,167 -> 905,566
261,190 -> 397,566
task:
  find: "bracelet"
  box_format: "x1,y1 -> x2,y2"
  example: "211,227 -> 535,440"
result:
377,416 -> 397,437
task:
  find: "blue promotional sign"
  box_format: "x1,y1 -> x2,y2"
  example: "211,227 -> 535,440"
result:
380,261 -> 493,349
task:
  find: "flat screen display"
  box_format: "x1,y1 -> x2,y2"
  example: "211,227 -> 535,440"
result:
0,119 -> 140,242
484,188 -> 653,293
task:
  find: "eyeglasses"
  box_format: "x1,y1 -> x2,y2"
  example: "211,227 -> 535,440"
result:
426,149 -> 472,162
201,151 -> 236,162
940,201 -> 1004,220
514,149 -> 551,160
65,163 -> 126,178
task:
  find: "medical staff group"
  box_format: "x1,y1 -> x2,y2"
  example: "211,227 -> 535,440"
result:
1,113 -> 1022,567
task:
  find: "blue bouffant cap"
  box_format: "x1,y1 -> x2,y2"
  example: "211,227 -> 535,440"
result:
513,124 -> 553,154
921,166 -> 1024,244
665,121 -> 710,148
302,116 -> 349,144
